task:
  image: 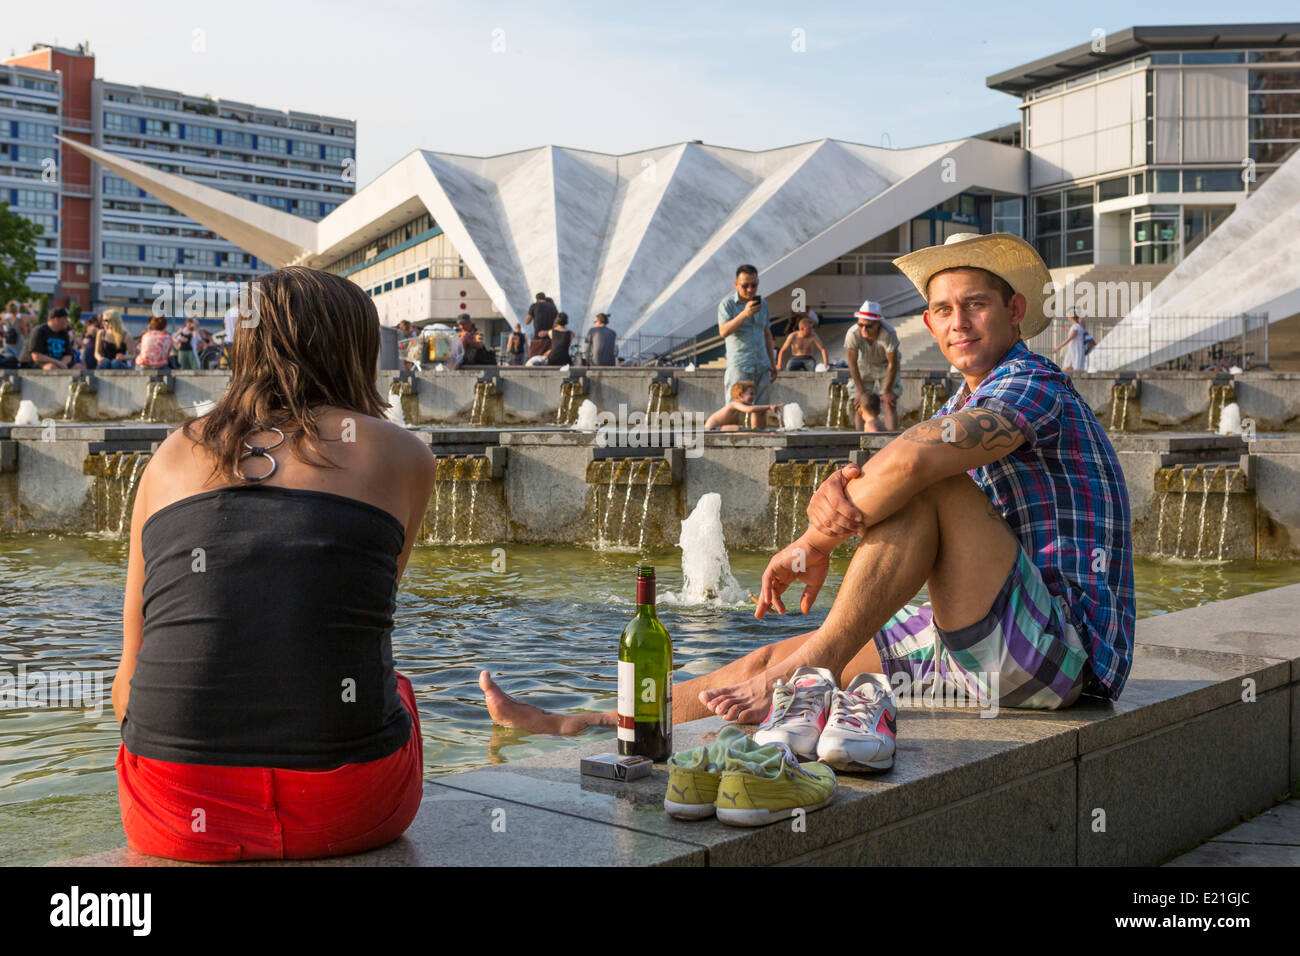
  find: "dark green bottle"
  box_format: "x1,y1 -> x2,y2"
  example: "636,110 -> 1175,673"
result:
617,566 -> 673,761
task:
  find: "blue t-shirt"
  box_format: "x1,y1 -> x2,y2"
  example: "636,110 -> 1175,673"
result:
717,291 -> 770,374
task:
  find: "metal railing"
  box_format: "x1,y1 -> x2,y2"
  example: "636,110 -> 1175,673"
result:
1038,314 -> 1270,372
620,333 -> 700,366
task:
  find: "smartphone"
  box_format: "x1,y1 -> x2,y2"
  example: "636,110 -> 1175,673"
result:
751,295 -> 761,305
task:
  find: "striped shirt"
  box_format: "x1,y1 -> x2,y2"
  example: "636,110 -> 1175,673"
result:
937,340 -> 1134,699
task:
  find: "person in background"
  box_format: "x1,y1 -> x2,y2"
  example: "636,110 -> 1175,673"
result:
777,314 -> 828,371
2,301 -> 27,364
525,292 -> 557,343
96,309 -> 134,369
197,328 -> 222,369
526,328 -> 551,365
547,313 -> 574,366
845,299 -> 901,430
584,312 -> 617,367
717,264 -> 778,418
78,315 -> 103,371
506,323 -> 527,366
136,316 -> 173,369
173,317 -> 200,370
1052,311 -> 1087,372
856,392 -> 886,432
705,380 -> 784,431
21,307 -> 82,370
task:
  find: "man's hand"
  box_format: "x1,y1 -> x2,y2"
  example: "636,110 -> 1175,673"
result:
807,463 -> 864,538
757,534 -> 831,618
769,365 -> 779,383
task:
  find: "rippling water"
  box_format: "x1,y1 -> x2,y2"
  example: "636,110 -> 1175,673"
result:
2,534 -> 1298,865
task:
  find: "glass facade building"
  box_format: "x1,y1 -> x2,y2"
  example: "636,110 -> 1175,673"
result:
989,26 -> 1300,269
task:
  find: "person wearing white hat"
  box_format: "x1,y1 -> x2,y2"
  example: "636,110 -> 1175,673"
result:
844,299 -> 900,429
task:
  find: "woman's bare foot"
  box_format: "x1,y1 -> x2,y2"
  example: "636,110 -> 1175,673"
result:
479,670 -> 611,736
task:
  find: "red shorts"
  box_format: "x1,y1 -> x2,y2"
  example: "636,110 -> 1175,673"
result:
117,673 -> 424,862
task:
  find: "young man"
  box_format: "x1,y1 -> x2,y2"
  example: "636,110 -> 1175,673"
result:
526,293 -> 557,339
479,233 -> 1133,734
21,307 -> 82,370
845,299 -> 901,429
584,312 -> 617,367
717,265 -> 778,408
777,314 -> 828,371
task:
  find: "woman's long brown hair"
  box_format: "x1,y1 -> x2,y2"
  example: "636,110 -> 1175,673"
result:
185,267 -> 386,481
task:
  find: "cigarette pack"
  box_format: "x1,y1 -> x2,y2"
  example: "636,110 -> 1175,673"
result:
580,752 -> 653,781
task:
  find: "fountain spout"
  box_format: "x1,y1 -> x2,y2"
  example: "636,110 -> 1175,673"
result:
1109,375 -> 1139,432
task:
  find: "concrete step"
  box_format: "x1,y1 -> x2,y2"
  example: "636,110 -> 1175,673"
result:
61,583 -> 1300,867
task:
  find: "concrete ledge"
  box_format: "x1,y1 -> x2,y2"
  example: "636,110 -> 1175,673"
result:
58,585 -> 1300,867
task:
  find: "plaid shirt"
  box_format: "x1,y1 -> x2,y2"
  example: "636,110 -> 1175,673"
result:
937,341 -> 1135,699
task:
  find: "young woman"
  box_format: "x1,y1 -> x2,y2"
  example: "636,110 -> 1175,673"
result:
113,267 -> 436,861
1053,312 -> 1087,372
96,309 -> 134,369
135,316 -> 172,369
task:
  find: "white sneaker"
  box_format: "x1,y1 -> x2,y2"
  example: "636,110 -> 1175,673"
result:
753,666 -> 836,759
816,673 -> 897,771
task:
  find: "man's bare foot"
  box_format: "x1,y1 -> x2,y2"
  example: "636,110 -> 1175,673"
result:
479,670 -> 611,736
699,670 -> 776,723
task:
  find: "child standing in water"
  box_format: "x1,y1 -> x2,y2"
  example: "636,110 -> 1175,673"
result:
706,380 -> 784,430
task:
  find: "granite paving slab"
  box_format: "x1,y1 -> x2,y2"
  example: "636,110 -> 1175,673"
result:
57,782 -> 706,867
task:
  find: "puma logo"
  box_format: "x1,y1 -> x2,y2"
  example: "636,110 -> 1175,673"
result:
719,791 -> 738,805
671,785 -> 686,798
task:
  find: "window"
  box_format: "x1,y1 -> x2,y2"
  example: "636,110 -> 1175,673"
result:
291,139 -> 315,157
1248,70 -> 1300,92
323,144 -> 352,162
144,118 -> 177,137
145,97 -> 178,110
992,197 -> 1023,236
14,188 -> 56,209
14,145 -> 55,163
226,131 -> 252,149
15,121 -> 57,141
21,212 -> 56,232
103,112 -> 134,132
1183,51 -> 1244,65
1154,170 -> 1180,192
258,136 -> 287,154
1097,176 -> 1129,201
1183,169 -> 1244,192
102,242 -> 138,260
259,194 -> 289,211
186,125 -> 217,144
1250,91 -> 1300,114
143,245 -> 177,264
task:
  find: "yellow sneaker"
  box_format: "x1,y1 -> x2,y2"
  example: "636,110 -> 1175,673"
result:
714,742 -> 837,827
664,726 -> 763,820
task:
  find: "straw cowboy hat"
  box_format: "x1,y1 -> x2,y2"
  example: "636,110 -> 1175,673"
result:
892,233 -> 1053,340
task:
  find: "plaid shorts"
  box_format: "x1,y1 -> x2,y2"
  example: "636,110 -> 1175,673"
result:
872,547 -> 1089,710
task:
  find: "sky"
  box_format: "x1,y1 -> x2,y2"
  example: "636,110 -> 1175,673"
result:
6,1 -> 1299,188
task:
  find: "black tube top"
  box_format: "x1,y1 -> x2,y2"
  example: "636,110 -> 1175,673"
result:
123,484 -> 412,768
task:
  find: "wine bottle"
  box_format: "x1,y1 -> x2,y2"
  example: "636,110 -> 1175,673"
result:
617,566 -> 673,761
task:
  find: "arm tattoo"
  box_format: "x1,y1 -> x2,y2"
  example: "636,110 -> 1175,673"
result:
901,409 -> 1021,451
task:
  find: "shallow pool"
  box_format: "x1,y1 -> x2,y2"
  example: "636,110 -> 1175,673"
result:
2,535 -> 1298,865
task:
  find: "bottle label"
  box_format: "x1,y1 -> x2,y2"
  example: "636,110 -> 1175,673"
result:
617,660 -> 636,742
